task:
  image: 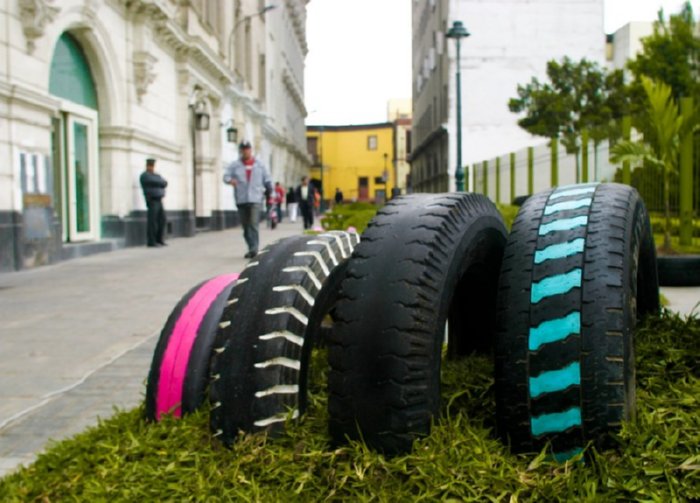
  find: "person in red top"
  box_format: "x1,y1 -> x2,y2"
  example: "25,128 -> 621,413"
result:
274,182 -> 286,222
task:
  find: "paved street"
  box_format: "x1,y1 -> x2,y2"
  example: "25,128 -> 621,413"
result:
0,220 -> 698,477
0,220 -> 304,476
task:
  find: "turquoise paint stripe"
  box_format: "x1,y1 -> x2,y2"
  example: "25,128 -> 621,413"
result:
534,238 -> 585,264
538,216 -> 588,236
530,269 -> 582,304
529,311 -> 580,351
529,362 -> 581,398
544,198 -> 593,215
549,186 -> 597,200
531,407 -> 582,436
552,447 -> 584,463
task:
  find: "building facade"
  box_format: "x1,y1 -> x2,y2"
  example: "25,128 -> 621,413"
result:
0,0 -> 309,272
306,123 -> 396,205
411,0 -> 605,193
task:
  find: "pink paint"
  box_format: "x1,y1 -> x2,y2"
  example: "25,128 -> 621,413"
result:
156,273 -> 239,420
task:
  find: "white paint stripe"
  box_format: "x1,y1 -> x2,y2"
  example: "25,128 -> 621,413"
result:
254,357 -> 301,370
253,409 -> 300,427
218,320 -> 231,329
272,285 -> 315,306
254,384 -> 299,397
235,278 -> 248,285
245,261 -> 260,269
294,251 -> 330,277
308,240 -> 339,266
265,306 -> 309,325
282,266 -> 322,290
227,298 -> 239,306
320,233 -> 347,258
259,331 -> 304,346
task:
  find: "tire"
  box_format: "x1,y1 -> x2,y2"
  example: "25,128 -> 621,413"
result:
657,255 -> 700,286
209,231 -> 360,445
327,193 -> 508,455
494,183 -> 659,459
145,273 -> 239,421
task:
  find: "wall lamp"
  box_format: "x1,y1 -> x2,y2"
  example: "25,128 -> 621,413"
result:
221,119 -> 239,143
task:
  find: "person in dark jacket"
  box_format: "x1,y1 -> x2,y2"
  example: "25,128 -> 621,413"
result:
139,158 -> 167,247
295,176 -> 316,230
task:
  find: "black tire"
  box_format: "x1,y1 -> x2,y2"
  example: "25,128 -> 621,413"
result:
657,255 -> 700,286
327,193 -> 508,455
209,231 -> 359,445
145,273 -> 239,421
494,183 -> 659,459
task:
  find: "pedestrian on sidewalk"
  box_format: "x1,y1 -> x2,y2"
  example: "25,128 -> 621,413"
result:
139,157 -> 167,248
274,181 -> 286,222
223,141 -> 272,258
334,187 -> 344,206
295,176 -> 316,230
286,186 -> 298,222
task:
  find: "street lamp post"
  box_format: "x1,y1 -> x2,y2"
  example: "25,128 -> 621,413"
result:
228,4 -> 277,68
446,20 -> 470,192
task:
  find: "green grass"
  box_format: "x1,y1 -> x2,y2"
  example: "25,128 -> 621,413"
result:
1,313 -> 699,501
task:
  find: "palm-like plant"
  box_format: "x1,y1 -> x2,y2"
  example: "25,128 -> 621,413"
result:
610,76 -> 697,251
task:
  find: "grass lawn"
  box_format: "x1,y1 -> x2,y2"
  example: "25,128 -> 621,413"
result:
0,313 -> 698,501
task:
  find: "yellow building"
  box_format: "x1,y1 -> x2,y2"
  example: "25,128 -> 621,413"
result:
306,123 -> 396,206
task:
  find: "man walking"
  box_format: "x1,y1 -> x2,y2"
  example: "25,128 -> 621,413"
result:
139,158 -> 167,247
295,176 -> 316,230
223,141 -> 272,258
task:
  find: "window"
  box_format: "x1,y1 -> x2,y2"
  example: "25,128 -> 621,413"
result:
374,176 -> 385,184
307,137 -> 319,164
367,135 -> 377,150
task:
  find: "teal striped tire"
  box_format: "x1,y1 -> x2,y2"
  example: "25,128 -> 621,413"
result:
494,183 -> 659,459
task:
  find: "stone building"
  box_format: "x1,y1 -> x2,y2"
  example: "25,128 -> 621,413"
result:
410,0 -> 605,193
0,0 -> 309,272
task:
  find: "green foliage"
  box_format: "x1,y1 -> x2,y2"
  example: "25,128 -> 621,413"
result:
509,57 -> 627,153
611,77 -> 699,250
497,204 -> 519,231
626,2 -> 700,110
320,202 -> 378,234
1,315 -> 699,501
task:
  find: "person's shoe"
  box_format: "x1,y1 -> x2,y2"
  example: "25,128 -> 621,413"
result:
147,243 -> 157,248
244,250 -> 258,259
157,241 -> 167,246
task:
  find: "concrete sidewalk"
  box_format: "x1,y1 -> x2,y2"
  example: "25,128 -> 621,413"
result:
0,220 -> 304,476
0,219 -> 698,477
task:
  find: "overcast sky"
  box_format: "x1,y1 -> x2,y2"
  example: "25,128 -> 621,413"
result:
304,1 -> 700,126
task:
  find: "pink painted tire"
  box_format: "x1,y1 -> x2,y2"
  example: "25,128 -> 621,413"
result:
145,273 -> 239,421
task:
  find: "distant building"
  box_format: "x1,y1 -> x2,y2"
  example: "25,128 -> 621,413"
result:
606,22 -> 654,71
306,123 -> 396,205
411,0 -> 606,192
0,0 -> 309,272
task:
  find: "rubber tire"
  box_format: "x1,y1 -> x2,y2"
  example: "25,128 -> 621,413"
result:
145,273 -> 239,421
494,183 -> 659,459
327,193 -> 508,455
209,231 -> 359,445
657,255 -> 700,286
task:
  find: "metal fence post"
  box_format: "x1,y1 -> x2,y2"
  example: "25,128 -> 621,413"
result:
581,129 -> 589,183
510,152 -> 516,204
528,146 -> 534,194
680,98 -> 694,246
482,160 -> 488,196
622,116 -> 631,185
551,138 -> 559,188
495,157 -> 501,204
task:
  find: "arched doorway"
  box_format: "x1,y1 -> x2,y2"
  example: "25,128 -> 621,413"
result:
49,32 -> 100,242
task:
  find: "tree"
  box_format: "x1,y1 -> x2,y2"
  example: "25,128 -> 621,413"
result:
626,2 -> 700,107
509,57 -> 628,165
610,77 -> 698,251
